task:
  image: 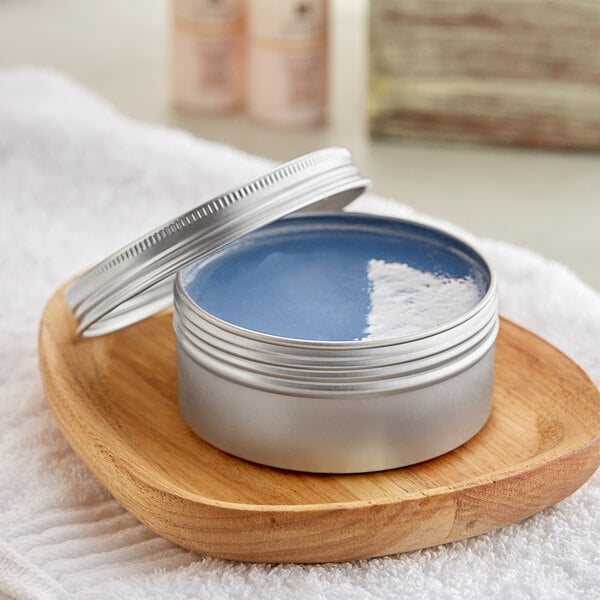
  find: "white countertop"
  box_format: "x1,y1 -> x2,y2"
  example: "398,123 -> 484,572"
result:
2,0 -> 598,290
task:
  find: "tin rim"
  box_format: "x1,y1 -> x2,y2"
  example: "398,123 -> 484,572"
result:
174,213 -> 498,349
174,313 -> 499,381
174,279 -> 498,366
176,327 -> 498,396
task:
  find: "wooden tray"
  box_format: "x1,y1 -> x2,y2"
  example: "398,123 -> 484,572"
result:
39,285 -> 600,563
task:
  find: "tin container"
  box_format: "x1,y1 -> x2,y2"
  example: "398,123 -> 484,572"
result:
64,147 -> 498,474
174,213 -> 498,473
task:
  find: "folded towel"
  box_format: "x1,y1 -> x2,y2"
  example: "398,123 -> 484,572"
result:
0,68 -> 598,600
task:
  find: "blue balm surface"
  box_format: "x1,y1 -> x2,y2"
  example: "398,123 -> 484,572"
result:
182,214 -> 490,342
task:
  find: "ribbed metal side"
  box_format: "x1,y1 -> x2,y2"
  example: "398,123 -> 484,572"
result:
173,215 -> 499,397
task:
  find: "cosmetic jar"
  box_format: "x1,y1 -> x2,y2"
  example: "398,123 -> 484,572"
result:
172,0 -> 244,113
174,213 -> 498,473
65,147 -> 498,474
246,0 -> 328,126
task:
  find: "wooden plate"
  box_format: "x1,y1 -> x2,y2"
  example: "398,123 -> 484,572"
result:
39,284 -> 600,563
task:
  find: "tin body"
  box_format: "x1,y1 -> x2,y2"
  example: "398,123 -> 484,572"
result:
174,213 -> 499,473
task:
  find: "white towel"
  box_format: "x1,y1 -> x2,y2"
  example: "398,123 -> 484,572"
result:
0,68 -> 599,600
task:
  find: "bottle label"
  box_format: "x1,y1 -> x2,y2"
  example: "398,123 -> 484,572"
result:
172,0 -> 243,111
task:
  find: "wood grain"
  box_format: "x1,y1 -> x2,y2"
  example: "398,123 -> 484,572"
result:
38,284 -> 600,563
369,0 -> 600,148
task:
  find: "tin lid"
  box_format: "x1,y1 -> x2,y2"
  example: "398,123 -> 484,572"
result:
65,147 -> 369,337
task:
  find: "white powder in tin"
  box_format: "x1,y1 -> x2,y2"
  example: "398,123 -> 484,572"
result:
363,259 -> 483,340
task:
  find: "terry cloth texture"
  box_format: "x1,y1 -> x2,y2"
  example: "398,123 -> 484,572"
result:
1,68 -> 599,600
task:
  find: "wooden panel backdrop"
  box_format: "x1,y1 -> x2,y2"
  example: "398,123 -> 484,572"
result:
369,0 -> 600,148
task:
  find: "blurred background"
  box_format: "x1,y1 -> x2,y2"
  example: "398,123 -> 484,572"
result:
1,0 -> 598,289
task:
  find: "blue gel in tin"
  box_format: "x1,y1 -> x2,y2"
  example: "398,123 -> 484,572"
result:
182,214 -> 490,342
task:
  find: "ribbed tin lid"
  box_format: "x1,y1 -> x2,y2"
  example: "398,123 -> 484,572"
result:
65,147 -> 369,337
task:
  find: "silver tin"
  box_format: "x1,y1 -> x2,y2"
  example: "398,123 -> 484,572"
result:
65,148 -> 499,474
174,213 -> 499,473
